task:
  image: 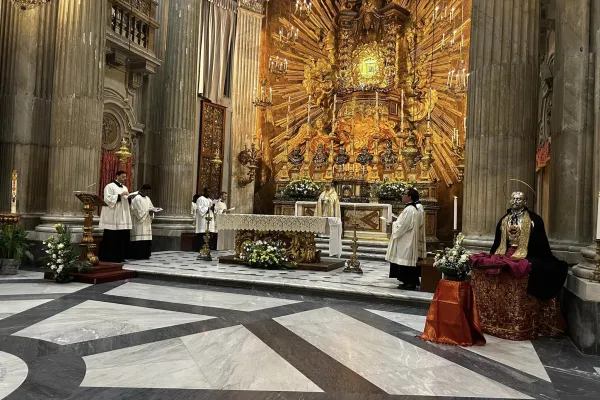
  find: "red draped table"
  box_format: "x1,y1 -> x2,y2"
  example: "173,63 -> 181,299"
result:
419,279 -> 486,346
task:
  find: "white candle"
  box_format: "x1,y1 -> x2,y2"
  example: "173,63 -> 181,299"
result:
269,87 -> 273,102
10,170 -> 17,214
453,196 -> 458,230
596,192 -> 600,240
464,117 -> 467,131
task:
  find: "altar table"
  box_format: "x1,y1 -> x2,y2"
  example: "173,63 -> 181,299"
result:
294,201 -> 392,239
217,214 -> 328,263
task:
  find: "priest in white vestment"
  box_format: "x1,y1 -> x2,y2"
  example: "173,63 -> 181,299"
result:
195,188 -> 215,248
129,184 -> 154,259
99,170 -> 132,263
386,187 -> 423,290
212,191 -> 230,250
315,183 -> 341,218
415,201 -> 427,260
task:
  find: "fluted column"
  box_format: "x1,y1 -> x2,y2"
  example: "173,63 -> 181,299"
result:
549,0 -> 595,264
154,0 -> 200,218
0,3 -> 57,225
462,0 -> 539,250
44,0 -> 106,217
229,5 -> 263,214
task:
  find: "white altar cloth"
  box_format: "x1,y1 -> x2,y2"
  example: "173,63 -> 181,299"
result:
217,214 -> 327,234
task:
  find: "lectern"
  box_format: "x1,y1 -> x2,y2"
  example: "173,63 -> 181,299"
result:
74,191 -> 107,266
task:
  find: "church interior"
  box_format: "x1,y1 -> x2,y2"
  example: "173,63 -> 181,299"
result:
1,0 -> 600,399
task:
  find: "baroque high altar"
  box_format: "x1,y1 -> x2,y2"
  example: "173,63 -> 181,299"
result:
261,0 -> 470,197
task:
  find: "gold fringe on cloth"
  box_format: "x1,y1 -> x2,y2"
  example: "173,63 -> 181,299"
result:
471,269 -> 565,340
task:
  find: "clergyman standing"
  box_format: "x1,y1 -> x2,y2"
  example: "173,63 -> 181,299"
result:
99,170 -> 132,263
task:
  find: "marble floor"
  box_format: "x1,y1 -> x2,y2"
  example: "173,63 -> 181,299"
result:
124,251 -> 434,303
1,271 -> 600,399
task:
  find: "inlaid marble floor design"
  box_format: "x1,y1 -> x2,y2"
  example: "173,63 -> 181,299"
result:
1,271 -> 600,399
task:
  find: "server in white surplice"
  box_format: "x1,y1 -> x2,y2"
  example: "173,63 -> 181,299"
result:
129,184 -> 154,259
99,171 -> 132,263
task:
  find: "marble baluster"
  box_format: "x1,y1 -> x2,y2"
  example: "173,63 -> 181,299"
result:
154,0 -> 200,218
230,4 -> 263,214
0,3 -> 57,224
462,0 -> 539,251
44,0 -> 106,218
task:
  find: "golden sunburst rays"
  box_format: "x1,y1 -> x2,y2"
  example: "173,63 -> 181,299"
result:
262,0 -> 470,186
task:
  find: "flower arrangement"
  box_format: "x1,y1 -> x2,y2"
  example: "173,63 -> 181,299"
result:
376,181 -> 408,200
433,233 -> 472,281
283,178 -> 321,200
0,224 -> 33,275
239,240 -> 296,270
43,224 -> 90,282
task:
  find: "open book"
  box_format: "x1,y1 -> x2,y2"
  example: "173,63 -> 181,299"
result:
149,207 -> 163,213
380,214 -> 399,224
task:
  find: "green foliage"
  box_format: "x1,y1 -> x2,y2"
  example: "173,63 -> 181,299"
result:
0,224 -> 33,262
433,233 -> 472,280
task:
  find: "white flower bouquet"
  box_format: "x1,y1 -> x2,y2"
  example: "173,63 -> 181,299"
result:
239,240 -> 296,270
283,178 -> 321,200
433,233 -> 472,281
376,181 -> 408,200
42,224 -> 90,283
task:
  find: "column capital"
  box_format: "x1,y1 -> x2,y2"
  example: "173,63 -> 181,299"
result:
238,0 -> 264,14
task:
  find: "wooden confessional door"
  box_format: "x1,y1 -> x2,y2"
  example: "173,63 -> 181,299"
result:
197,101 -> 226,198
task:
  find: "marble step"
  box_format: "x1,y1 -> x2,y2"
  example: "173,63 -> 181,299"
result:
315,237 -> 389,248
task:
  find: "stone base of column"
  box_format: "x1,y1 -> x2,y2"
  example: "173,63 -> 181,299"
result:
563,272 -> 600,355
549,240 -> 587,265
462,235 -> 495,253
151,216 -> 195,252
572,244 -> 598,280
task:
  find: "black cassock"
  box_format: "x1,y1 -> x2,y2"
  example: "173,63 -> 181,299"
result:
490,208 -> 568,301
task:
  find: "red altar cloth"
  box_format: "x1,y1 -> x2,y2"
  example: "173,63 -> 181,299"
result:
418,279 -> 486,347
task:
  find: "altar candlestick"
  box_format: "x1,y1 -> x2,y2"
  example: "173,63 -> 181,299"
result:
596,192 -> 600,240
453,196 -> 458,230
10,170 -> 17,214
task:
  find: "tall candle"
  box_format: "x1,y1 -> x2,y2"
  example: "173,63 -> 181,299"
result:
453,196 -> 458,230
269,87 -> 273,102
10,170 -> 17,214
596,191 -> 600,240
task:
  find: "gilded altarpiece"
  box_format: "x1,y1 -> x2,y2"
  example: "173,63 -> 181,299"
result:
198,101 -> 227,197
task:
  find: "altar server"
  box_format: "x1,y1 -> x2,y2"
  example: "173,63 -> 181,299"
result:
99,171 -> 132,263
386,187 -> 423,290
191,193 -> 200,215
195,188 -> 215,241
129,184 -> 154,259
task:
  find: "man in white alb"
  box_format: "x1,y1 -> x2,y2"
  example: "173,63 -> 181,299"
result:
211,191 -> 230,250
195,188 -> 215,247
386,187 -> 423,290
99,170 -> 132,263
129,184 -> 155,259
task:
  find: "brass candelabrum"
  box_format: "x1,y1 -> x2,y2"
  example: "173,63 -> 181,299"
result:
198,214 -> 212,261
237,143 -> 259,187
343,221 -> 363,275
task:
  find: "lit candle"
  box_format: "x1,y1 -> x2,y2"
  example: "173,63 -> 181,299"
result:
269,87 -> 273,103
453,196 -> 458,230
596,192 -> 600,240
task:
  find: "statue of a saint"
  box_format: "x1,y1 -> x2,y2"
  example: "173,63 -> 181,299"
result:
380,140 -> 398,169
334,147 -> 350,166
288,147 -> 305,168
356,146 -> 374,166
315,182 -> 341,218
312,144 -> 328,169
357,0 -> 379,41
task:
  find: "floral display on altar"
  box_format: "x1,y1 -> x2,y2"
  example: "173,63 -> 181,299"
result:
43,224 -> 90,283
282,178 -> 321,200
433,233 -> 472,281
376,180 -> 407,201
239,240 -> 296,270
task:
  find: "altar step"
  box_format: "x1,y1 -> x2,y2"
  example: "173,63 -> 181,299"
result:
315,237 -> 388,261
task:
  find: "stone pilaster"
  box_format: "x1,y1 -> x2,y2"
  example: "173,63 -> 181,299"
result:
229,5 -> 263,214
462,0 -> 539,251
548,0 -> 594,263
43,0 -> 106,219
151,0 -> 200,240
0,3 -> 57,227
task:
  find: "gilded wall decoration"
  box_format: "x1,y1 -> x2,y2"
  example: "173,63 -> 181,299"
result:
261,0 -> 471,187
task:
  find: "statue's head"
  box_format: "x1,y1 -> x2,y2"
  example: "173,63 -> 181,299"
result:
510,191 -> 527,211
339,147 -> 346,154
361,147 -> 368,154
293,147 -> 301,155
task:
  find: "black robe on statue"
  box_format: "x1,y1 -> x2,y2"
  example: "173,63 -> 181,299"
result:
490,209 -> 568,301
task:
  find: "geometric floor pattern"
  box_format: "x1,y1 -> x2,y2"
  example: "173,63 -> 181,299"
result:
2,270 -> 600,399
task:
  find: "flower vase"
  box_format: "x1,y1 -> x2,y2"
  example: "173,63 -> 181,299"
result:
54,272 -> 71,283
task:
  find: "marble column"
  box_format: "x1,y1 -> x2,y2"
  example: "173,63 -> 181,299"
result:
42,0 -> 106,222
462,0 -> 539,251
152,0 -> 200,238
229,5 -> 263,215
0,3 -> 57,227
548,0 -> 594,263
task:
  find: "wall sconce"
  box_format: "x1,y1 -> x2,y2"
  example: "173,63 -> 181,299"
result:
237,143 -> 259,187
